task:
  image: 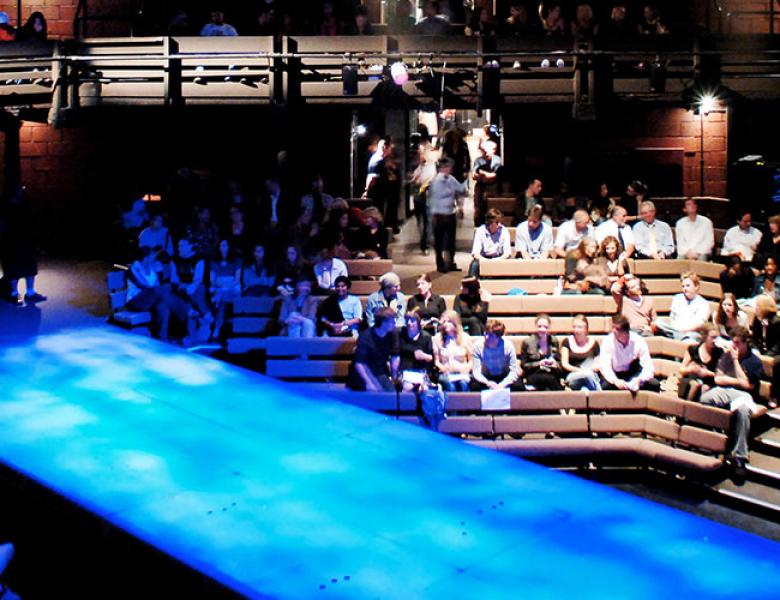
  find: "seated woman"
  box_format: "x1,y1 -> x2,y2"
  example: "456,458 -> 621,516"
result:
275,244 -> 307,295
753,295 -> 780,408
521,313 -> 563,391
719,255 -> 755,301
560,314 -> 601,391
597,235 -> 630,285
279,275 -> 318,338
433,310 -> 472,391
241,243 -> 276,297
316,275 -> 362,337
713,293 -> 749,340
126,246 -> 194,342
563,237 -> 610,295
758,214 -> 780,263
678,323 -> 722,401
453,276 -> 490,335
752,255 -> 780,304
353,206 -> 389,259
406,273 -> 447,334
399,310 -> 435,392
209,238 -> 242,341
320,208 -> 355,259
138,213 -> 173,256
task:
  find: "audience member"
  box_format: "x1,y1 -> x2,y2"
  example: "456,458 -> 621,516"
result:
0,12 -> 14,41
561,314 -> 601,391
127,246 -> 193,342
678,323 -> 722,401
611,275 -> 657,336
539,3 -> 566,37
406,273 -> 447,334
753,295 -> 780,408
563,237 -> 609,295
471,319 -> 524,391
399,311 -> 435,391
440,126 -> 471,184
0,184 -> 46,305
279,275 -> 317,337
721,211 -> 762,264
317,2 -> 341,35
553,209 -> 593,257
354,206 -> 389,259
321,208 -> 355,260
171,238 -> 211,324
225,205 -> 251,260
210,239 -> 241,340
16,11 -> 47,41
200,9 -> 238,36
637,4 -> 668,35
758,214 -> 780,261
570,3 -> 598,39
521,313 -> 562,391
633,201 -> 674,259
503,3 -> 535,36
430,157 -> 468,273
719,256 -> 755,301
713,293 -> 749,339
589,182 -> 614,225
242,243 -> 276,296
275,244 -> 306,294
620,180 -> 646,219
433,310 -> 472,391
675,198 -> 714,260
598,235 -> 630,283
595,206 -> 635,257
515,204 -> 554,259
465,7 -> 497,37
656,272 -> 710,341
700,326 -> 762,479
345,6 -> 374,35
317,275 -> 362,337
517,178 -> 543,221
454,276 -> 489,335
753,255 -> 780,304
416,1 -> 450,35
313,247 -> 348,292
347,307 -> 400,391
551,182 -> 588,224
471,139 -> 501,226
469,208 -> 511,277
602,4 -> 629,36
599,315 -> 660,392
301,174 -> 335,225
187,206 -> 219,260
389,0 -> 415,34
366,272 -> 406,328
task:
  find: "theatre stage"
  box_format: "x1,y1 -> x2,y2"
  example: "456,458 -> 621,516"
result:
0,326 -> 779,598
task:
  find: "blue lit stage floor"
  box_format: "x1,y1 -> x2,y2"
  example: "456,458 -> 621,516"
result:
1,326 -> 780,598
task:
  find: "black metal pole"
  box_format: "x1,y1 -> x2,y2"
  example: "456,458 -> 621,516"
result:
700,110 -> 705,196
17,0 -> 21,31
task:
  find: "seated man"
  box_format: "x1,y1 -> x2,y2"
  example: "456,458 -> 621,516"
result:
675,198 -> 714,260
347,307 -> 400,391
632,200 -> 675,259
366,271 -> 407,328
470,319 -> 525,391
599,315 -> 660,392
515,204 -> 554,259
469,207 -> 512,277
595,205 -> 635,257
721,210 -> 762,264
700,326 -> 763,479
611,275 -> 657,336
553,208 -> 593,258
655,272 -> 710,342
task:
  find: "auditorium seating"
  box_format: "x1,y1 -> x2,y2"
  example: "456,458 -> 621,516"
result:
106,269 -> 151,333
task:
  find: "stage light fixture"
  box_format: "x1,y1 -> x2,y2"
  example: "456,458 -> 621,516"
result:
699,94 -> 716,115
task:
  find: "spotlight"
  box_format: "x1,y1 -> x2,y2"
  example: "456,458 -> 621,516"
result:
699,94 -> 716,115
390,61 -> 409,86
555,58 -> 565,69
512,60 -> 521,69
541,59 -> 550,68
355,124 -> 367,136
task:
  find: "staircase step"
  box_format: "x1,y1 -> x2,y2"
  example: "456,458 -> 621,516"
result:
716,479 -> 780,520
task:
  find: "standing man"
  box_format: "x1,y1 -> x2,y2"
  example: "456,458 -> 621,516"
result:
675,198 -> 714,260
516,177 -> 543,223
471,139 -> 501,227
599,315 -> 660,392
700,326 -> 763,480
595,205 -> 635,257
347,307 -> 400,392
632,200 -> 675,259
516,204 -> 554,259
553,209 -> 593,257
429,158 -> 468,273
721,210 -> 763,264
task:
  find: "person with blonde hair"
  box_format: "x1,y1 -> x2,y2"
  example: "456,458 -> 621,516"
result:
433,310 -> 472,391
655,272 -> 710,341
753,294 -> 780,408
561,314 -> 601,391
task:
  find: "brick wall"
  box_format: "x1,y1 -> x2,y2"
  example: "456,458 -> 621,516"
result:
0,0 -> 133,39
715,0 -> 780,34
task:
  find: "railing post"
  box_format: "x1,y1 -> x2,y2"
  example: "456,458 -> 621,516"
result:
48,41 -> 69,127
163,37 -> 182,107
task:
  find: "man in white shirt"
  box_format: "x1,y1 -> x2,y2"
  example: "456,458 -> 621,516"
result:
599,315 -> 660,392
632,201 -> 675,259
469,208 -> 512,277
314,249 -> 348,291
200,10 -> 238,36
553,209 -> 593,257
675,198 -> 714,260
595,206 -> 635,256
516,204 -> 554,259
655,272 -> 711,341
721,211 -> 763,263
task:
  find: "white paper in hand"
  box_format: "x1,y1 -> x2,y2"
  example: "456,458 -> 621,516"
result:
481,387 -> 511,410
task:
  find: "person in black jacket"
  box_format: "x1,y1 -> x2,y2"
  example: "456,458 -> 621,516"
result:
399,311 -> 434,392
719,255 -> 755,301
406,273 -> 446,334
453,276 -> 489,335
753,295 -> 780,408
521,313 -> 563,391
